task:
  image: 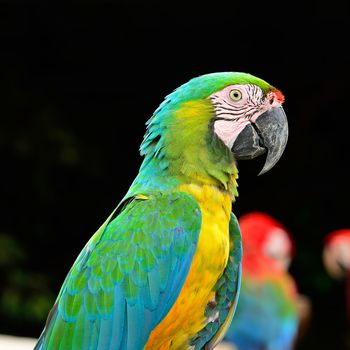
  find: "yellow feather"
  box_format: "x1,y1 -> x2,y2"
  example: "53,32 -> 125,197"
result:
145,184 -> 232,350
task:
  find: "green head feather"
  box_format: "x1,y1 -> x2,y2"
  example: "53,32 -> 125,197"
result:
162,72 -> 273,103
130,72 -> 275,198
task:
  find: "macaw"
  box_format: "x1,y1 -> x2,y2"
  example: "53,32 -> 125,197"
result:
34,72 -> 288,350
323,229 -> 350,317
222,212 -> 299,350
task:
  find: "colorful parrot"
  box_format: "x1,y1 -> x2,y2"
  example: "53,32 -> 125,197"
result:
323,229 -> 350,317
34,72 -> 288,350
221,212 -> 299,350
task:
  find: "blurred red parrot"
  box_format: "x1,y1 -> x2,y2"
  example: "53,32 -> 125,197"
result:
323,229 -> 350,317
218,212 -> 310,350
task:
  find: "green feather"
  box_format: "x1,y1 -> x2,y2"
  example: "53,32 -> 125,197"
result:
111,263 -> 123,283
35,71 -> 278,349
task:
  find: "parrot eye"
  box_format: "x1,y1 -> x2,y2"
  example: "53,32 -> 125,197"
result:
229,89 -> 242,101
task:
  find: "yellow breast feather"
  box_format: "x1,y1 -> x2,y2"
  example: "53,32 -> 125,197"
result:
145,184 -> 232,350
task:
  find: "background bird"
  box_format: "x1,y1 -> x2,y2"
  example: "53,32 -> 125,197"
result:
323,229 -> 350,316
34,72 -> 288,350
220,212 -> 302,350
323,230 -> 350,349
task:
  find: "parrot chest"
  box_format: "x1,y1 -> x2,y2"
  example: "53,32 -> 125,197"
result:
145,183 -> 232,350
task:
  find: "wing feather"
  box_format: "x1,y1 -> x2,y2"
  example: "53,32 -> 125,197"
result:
35,191 -> 202,350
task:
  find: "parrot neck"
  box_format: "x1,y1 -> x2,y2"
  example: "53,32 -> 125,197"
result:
127,100 -> 239,198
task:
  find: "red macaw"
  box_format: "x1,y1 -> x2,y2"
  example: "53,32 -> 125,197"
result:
323,229 -> 350,317
221,212 -> 305,350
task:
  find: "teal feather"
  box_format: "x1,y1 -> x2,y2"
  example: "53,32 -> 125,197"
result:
126,301 -> 144,349
97,317 -> 113,349
36,192 -> 202,350
108,285 -> 125,350
71,308 -> 85,349
145,265 -> 161,309
87,277 -> 100,294
88,321 -> 99,350
158,256 -> 171,290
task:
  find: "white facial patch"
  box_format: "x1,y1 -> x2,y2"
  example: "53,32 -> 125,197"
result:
209,84 -> 281,149
324,240 -> 350,278
213,118 -> 251,149
264,228 -> 292,270
335,243 -> 350,269
265,228 -> 292,256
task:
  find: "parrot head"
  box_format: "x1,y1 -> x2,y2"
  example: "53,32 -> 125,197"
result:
323,230 -> 350,279
141,72 -> 288,186
208,79 -> 287,175
239,211 -> 294,272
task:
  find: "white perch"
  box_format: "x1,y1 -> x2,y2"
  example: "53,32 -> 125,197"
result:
0,335 -> 37,350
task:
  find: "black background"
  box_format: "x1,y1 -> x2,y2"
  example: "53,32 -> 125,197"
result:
1,2 -> 349,349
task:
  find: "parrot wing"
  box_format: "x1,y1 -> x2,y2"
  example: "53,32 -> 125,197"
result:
35,191 -> 202,350
190,213 -> 242,349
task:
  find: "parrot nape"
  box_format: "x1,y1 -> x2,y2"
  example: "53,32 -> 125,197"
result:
323,229 -> 350,318
34,72 -> 288,350
222,212 -> 299,350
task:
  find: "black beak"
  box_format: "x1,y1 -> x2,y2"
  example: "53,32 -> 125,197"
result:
231,107 -> 288,175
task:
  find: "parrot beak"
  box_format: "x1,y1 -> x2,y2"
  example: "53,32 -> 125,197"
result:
231,106 -> 288,175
